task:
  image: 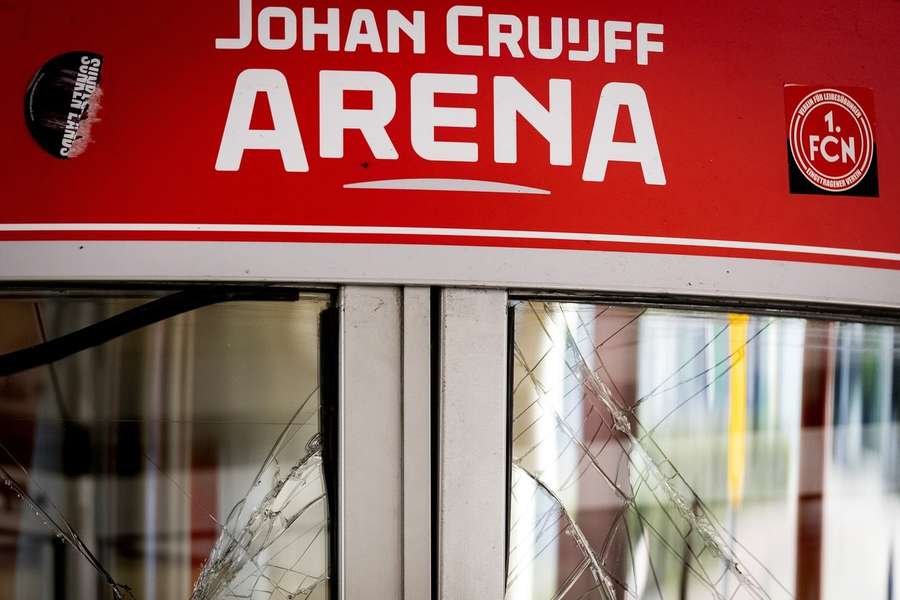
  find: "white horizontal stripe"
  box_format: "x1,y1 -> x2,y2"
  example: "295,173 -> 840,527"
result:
5,243 -> 900,308
2,223 -> 899,262
343,178 -> 551,195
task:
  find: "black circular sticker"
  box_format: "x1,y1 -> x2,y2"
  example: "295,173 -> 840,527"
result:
24,51 -> 104,159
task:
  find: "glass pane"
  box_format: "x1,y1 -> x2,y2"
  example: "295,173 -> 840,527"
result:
508,301 -> 900,600
0,294 -> 332,600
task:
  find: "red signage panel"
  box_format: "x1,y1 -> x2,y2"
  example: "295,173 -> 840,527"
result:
1,1 -> 898,268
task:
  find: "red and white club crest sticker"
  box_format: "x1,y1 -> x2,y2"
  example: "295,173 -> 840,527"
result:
787,87 -> 875,193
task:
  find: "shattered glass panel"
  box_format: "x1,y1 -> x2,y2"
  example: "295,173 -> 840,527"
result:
508,301 -> 900,600
0,295 -> 331,599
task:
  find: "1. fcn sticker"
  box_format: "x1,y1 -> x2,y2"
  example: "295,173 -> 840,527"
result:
784,85 -> 879,197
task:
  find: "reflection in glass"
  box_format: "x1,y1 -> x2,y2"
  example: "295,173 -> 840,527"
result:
0,295 -> 331,599
508,302 -> 899,599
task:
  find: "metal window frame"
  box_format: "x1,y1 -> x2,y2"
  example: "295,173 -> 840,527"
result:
5,282 -> 897,600
340,286 -> 513,600
337,286 -> 433,600
434,288 -> 510,600
0,284 -> 435,600
430,289 -> 900,600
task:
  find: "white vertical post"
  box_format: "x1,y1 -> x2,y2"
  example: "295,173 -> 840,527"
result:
402,287 -> 432,599
437,288 -> 509,600
339,286 -> 403,599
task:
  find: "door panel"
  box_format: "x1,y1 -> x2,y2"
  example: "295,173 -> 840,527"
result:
0,290 -> 333,600
505,300 -> 900,600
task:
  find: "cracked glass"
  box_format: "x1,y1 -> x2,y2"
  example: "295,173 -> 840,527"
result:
508,301 -> 900,600
0,293 -> 332,599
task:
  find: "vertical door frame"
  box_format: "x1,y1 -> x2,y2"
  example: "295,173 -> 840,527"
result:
339,286 -> 404,599
338,286 -> 434,600
435,288 -> 509,600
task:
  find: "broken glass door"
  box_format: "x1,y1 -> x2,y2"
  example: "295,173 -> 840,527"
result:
0,290 -> 334,600
508,301 -> 900,600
